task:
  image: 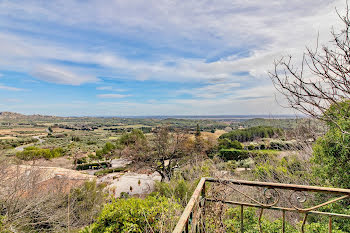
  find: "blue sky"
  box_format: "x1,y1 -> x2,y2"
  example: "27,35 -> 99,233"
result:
0,0 -> 344,116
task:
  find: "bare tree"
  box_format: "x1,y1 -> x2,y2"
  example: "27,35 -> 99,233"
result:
149,127 -> 191,182
269,3 -> 350,135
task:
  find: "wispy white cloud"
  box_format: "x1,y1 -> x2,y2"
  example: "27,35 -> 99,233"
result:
96,86 -> 126,92
3,98 -> 22,103
97,94 -> 131,98
178,82 -> 241,98
31,65 -> 98,85
0,84 -> 24,91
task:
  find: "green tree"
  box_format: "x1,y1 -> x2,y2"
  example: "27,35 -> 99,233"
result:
312,101 -> 350,189
195,124 -> 201,137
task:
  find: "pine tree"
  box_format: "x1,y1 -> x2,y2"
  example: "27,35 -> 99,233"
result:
195,124 -> 201,137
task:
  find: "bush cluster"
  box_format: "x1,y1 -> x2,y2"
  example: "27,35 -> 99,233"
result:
220,126 -> 283,142
95,142 -> 116,159
16,146 -> 64,160
219,149 -> 249,161
82,195 -> 181,233
218,138 -> 243,150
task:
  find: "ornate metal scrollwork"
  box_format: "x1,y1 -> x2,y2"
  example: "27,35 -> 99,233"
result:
263,188 -> 280,206
226,183 -> 280,208
288,191 -> 307,210
288,190 -> 349,212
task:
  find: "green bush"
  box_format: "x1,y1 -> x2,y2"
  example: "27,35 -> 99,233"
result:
118,129 -> 146,146
82,195 -> 181,233
310,101 -> 350,231
225,161 -> 237,173
96,142 -> 116,159
219,149 -> 249,161
312,101 -> 350,189
16,146 -> 64,160
0,215 -> 10,233
249,149 -> 279,158
218,139 -> 243,150
253,154 -> 311,183
153,178 -> 195,206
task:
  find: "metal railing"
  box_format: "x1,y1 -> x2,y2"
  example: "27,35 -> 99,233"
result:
173,177 -> 350,233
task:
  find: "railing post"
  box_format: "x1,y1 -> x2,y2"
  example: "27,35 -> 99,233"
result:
240,204 -> 244,233
329,216 -> 332,233
201,181 -> 206,232
282,210 -> 285,233
301,213 -> 308,233
173,178 -> 206,233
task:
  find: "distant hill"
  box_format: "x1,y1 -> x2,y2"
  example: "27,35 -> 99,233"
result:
0,111 -> 59,120
0,112 -> 26,119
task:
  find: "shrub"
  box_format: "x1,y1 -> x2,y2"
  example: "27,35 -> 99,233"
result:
219,149 -> 249,161
82,195 -> 181,233
218,139 -> 243,150
153,178 -> 194,206
225,161 -> 237,173
0,215 -> 10,233
249,150 -> 279,158
16,146 -> 64,161
96,142 -> 116,159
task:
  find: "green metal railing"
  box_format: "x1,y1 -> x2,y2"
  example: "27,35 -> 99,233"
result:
173,178 -> 350,233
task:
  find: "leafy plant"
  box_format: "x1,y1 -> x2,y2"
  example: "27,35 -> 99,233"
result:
82,195 -> 181,233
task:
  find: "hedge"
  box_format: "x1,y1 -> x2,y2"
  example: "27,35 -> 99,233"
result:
76,162 -> 111,170
219,149 -> 249,161
94,167 -> 127,176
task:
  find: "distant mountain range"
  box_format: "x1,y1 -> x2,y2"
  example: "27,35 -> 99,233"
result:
0,112 -> 58,120
122,115 -> 304,120
0,111 -> 304,120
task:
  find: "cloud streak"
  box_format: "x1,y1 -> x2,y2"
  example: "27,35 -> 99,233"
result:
97,94 -> 131,98
31,65 -> 98,85
0,84 -> 24,91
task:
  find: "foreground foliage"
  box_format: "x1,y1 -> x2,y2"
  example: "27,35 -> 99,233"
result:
223,207 -> 345,233
312,101 -> 350,189
82,195 -> 181,233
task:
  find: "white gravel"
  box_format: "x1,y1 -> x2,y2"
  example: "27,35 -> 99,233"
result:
101,172 -> 161,197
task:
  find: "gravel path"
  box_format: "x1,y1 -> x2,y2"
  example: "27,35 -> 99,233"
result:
15,135 -> 45,151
